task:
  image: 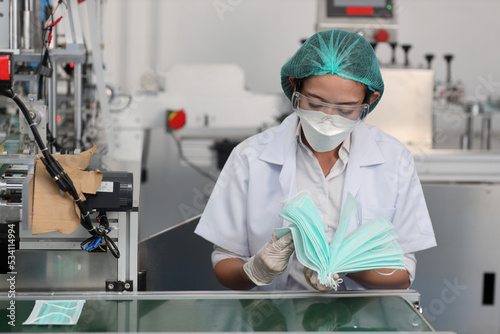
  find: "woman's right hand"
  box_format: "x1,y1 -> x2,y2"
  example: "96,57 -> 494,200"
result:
243,232 -> 295,286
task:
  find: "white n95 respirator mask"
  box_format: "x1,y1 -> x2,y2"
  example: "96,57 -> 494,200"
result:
292,92 -> 365,152
296,109 -> 359,152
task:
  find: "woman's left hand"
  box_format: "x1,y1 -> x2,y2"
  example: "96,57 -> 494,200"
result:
303,267 -> 344,292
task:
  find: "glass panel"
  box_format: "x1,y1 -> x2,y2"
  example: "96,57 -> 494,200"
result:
0,295 -> 432,332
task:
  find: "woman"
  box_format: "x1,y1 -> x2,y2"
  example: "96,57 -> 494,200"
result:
195,29 -> 436,291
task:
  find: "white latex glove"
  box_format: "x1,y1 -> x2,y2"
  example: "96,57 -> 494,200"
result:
243,232 -> 295,286
304,267 -> 344,292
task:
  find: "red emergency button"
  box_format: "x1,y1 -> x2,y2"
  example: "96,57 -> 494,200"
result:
0,55 -> 11,81
167,109 -> 186,130
375,29 -> 390,42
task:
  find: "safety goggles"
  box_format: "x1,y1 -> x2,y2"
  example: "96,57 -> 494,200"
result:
292,92 -> 369,121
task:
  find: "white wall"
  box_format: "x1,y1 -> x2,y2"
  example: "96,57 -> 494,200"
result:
102,0 -> 500,103
102,0 -> 317,95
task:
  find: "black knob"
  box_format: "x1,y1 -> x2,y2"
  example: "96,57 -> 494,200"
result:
424,54 -> 434,69
444,54 -> 454,83
401,44 -> 412,52
389,42 -> 398,65
401,44 -> 412,67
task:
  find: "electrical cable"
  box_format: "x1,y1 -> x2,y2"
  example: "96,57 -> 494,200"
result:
37,1 -> 62,99
1,89 -> 120,258
80,212 -> 120,258
37,27 -> 50,100
1,89 -> 95,231
46,128 -> 66,153
168,130 -> 217,183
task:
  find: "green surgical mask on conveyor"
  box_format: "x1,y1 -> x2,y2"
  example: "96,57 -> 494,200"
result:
277,192 -> 405,290
23,300 -> 85,325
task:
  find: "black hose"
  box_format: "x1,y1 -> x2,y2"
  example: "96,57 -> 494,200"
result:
0,89 -> 96,234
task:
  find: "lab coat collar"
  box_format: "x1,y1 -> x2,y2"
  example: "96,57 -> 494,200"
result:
259,113 -> 298,166
342,121 -> 386,235
350,121 -> 386,167
259,114 -> 299,203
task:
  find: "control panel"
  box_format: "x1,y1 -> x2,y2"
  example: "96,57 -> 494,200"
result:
317,0 -> 398,44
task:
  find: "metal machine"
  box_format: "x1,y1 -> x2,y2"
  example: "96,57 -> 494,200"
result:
317,0 -> 397,44
0,0 -> 138,293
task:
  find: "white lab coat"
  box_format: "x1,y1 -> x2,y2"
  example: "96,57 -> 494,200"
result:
195,113 -> 436,290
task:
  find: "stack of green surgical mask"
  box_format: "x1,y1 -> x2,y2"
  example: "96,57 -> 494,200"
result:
278,192 -> 405,290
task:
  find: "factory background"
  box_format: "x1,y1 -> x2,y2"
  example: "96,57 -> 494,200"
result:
103,0 -> 500,104
95,0 -> 500,239
1,1 -> 500,332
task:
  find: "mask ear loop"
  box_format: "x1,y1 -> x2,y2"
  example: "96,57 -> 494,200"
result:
32,312 -> 73,324
292,90 -> 300,110
39,302 -> 80,310
361,91 -> 373,120
373,269 -> 399,276
323,273 -> 344,291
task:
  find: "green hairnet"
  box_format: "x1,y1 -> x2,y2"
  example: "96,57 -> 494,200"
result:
281,30 -> 384,112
